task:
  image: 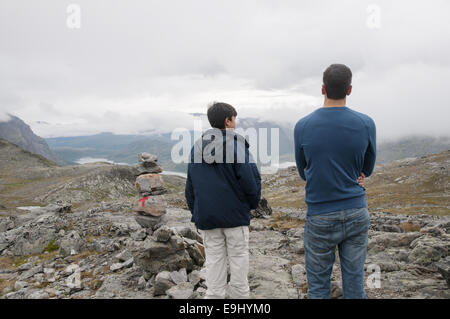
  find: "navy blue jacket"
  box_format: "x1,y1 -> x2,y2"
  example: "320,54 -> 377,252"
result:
294,106 -> 376,216
185,128 -> 261,230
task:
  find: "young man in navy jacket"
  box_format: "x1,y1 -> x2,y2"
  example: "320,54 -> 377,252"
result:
185,102 -> 261,299
294,64 -> 376,299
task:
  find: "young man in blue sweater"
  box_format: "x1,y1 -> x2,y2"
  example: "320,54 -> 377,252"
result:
294,64 -> 377,299
185,102 -> 261,299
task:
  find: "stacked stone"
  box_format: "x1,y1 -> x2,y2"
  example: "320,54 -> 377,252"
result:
132,153 -> 168,230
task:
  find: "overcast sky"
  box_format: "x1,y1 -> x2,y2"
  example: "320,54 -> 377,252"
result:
1,0 -> 449,142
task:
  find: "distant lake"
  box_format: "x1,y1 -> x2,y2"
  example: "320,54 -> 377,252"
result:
75,157 -> 129,165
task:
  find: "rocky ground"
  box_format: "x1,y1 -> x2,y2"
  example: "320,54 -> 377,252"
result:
0,141 -> 449,299
0,200 -> 449,299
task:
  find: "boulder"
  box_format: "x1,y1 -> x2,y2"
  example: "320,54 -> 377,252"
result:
187,243 -> 206,266
134,163 -> 162,175
330,281 -> 343,299
154,271 -> 175,296
188,270 -> 201,287
14,281 -> 28,291
135,174 -> 165,195
138,152 -> 158,164
131,229 -> 147,241
368,232 -> 422,250
132,236 -> 194,277
5,226 -> 57,256
115,249 -> 133,262
135,214 -> 167,230
166,282 -> 194,299
408,236 -> 449,265
0,217 -> 15,232
251,198 -> 272,219
291,264 -> 306,287
132,195 -> 167,217
154,226 -> 173,242
170,268 -> 188,285
172,226 -> 203,243
435,256 -> 450,287
59,230 -> 83,257
27,290 -> 50,299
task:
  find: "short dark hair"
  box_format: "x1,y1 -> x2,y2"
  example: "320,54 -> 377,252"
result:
323,64 -> 352,100
207,102 -> 237,129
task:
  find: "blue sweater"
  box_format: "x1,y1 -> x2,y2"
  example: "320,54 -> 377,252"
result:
294,106 -> 376,216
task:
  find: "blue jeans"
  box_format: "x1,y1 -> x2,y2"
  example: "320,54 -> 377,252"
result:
304,207 -> 370,299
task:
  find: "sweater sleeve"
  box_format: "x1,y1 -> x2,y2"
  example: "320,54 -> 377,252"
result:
234,145 -> 261,209
294,122 -> 307,181
362,118 -> 377,177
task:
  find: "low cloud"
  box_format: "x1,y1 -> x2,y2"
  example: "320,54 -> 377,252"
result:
0,112 -> 11,123
0,0 -> 449,140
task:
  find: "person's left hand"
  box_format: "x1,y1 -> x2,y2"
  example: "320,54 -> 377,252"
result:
357,172 -> 365,187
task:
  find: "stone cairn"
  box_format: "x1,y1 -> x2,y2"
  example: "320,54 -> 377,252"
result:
132,153 -> 168,230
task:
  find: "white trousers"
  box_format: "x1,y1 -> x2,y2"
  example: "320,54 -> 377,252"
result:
201,226 -> 250,299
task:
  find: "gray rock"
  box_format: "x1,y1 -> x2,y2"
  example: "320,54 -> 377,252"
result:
251,197 -> 272,219
435,256 -> 450,286
330,281 -> 343,299
368,232 -> 422,250
188,270 -> 201,287
135,174 -> 165,195
135,214 -> 167,230
137,276 -> 147,290
154,226 -> 173,242
0,217 -> 14,232
18,262 -> 33,271
170,268 -> 188,285
132,237 -> 194,277
44,268 -> 56,282
408,236 -> 448,265
186,243 -> 206,266
172,226 -> 203,243
138,152 -> 158,164
134,163 -> 163,175
18,265 -> 43,280
166,282 -> 194,299
154,271 -> 175,296
131,229 -> 147,241
109,222 -> 133,236
115,249 -> 133,262
5,290 -> 26,299
64,264 -> 80,276
379,224 -> 403,233
27,290 -> 49,299
14,281 -> 28,291
59,230 -> 83,257
109,257 -> 134,272
110,263 -> 124,272
93,239 -> 109,253
7,225 -> 57,256
291,264 -> 306,287
122,258 -> 134,269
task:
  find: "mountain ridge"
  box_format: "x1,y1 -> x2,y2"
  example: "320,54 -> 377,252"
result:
0,115 -> 61,164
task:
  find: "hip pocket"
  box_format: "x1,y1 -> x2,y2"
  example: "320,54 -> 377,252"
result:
242,226 -> 249,243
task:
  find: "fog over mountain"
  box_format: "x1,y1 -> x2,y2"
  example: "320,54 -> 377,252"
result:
1,1 -> 449,143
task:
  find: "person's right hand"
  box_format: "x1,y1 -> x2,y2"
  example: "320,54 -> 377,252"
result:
357,172 -> 365,187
